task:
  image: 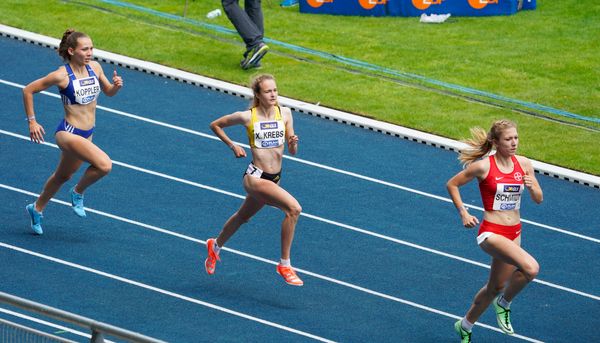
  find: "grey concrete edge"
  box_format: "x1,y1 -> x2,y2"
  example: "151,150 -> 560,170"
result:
2,24 -> 598,189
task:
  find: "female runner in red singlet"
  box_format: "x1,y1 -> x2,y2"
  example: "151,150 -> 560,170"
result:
447,120 -> 543,342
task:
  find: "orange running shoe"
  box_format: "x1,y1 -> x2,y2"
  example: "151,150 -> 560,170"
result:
276,264 -> 303,286
205,238 -> 220,275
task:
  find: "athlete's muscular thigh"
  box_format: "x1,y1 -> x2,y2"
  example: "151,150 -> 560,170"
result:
55,131 -> 110,167
480,234 -> 534,271
244,176 -> 297,211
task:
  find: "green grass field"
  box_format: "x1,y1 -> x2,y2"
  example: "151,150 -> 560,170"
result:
1,0 -> 598,175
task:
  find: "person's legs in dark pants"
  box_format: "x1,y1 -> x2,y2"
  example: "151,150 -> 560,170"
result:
222,0 -> 268,69
245,0 -> 264,42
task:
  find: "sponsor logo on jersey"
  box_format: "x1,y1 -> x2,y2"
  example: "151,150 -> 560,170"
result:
503,185 -> 521,193
79,78 -> 96,86
261,140 -> 281,148
81,95 -> 96,104
513,172 -> 523,181
260,122 -> 279,130
499,203 -> 517,210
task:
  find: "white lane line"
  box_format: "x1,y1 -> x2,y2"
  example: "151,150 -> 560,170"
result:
0,79 -> 598,245
0,208 -> 542,342
1,128 -> 599,247
3,127 -> 600,290
1,135 -> 599,301
0,242 -> 335,343
2,183 -> 598,305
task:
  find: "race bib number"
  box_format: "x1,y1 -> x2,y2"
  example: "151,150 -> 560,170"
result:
74,77 -> 100,105
493,183 -> 523,211
253,121 -> 285,148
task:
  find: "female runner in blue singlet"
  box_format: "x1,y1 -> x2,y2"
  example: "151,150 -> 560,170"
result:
205,74 -> 304,286
23,29 -> 123,235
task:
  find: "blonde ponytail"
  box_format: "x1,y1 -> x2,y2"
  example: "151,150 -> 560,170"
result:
458,119 -> 517,166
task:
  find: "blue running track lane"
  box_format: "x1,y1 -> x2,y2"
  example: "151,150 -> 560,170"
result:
1,35 -> 599,342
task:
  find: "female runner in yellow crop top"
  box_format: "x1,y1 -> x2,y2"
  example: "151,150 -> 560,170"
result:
206,74 -> 303,286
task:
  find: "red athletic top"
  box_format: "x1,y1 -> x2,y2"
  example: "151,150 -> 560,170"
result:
479,155 -> 525,211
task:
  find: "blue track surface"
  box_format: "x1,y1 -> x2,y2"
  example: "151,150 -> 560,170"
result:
1,36 -> 599,342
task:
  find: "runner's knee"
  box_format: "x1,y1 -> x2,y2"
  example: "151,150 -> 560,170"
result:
520,260 -> 539,281
285,203 -> 302,219
95,159 -> 112,176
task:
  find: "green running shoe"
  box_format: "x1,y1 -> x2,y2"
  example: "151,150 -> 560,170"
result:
454,320 -> 472,343
493,296 -> 514,335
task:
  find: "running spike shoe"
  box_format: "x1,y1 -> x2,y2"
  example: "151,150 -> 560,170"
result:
70,187 -> 86,218
205,238 -> 220,275
454,320 -> 472,343
493,296 -> 514,335
276,264 -> 303,286
26,203 -> 43,235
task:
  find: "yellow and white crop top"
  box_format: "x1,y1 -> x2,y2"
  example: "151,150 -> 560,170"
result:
246,106 -> 285,149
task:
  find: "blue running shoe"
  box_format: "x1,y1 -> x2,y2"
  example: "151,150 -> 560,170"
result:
26,203 -> 43,235
70,186 -> 86,218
